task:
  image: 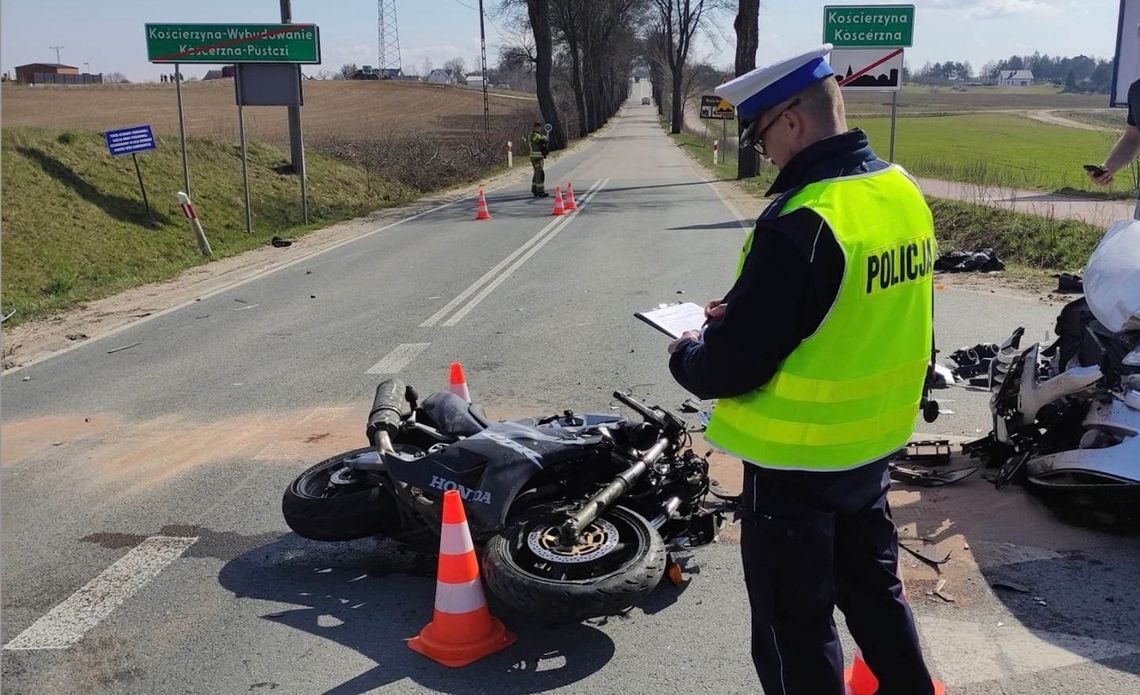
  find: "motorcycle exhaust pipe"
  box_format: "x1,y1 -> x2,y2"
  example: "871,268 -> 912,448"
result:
559,438 -> 670,545
650,496 -> 682,529
368,379 -> 405,455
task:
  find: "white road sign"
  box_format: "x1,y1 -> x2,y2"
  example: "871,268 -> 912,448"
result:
831,47 -> 904,92
1113,0 -> 1140,107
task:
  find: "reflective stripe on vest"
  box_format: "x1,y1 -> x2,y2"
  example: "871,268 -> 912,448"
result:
529,132 -> 546,159
705,165 -> 935,471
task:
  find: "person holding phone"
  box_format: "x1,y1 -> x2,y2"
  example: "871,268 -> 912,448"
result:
1089,23 -> 1140,219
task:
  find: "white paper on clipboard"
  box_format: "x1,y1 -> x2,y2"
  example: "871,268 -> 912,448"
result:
635,302 -> 705,339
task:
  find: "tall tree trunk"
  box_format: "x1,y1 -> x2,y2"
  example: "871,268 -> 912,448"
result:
670,68 -> 684,134
734,0 -> 760,179
527,0 -> 565,149
568,44 -> 589,137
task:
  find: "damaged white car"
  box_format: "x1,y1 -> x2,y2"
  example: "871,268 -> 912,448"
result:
972,219 -> 1140,491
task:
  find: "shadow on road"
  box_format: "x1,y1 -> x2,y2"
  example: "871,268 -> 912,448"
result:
216,533 -> 617,694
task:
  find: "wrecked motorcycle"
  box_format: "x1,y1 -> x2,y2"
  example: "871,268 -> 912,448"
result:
977,220 -> 1140,492
282,380 -> 722,619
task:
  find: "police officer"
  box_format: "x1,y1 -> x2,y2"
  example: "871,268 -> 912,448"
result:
529,121 -> 549,197
668,45 -> 939,695
1089,22 -> 1140,218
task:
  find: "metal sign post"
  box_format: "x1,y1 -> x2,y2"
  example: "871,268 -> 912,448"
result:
234,67 -> 253,233
890,92 -> 898,161
105,125 -> 158,224
175,64 -> 190,197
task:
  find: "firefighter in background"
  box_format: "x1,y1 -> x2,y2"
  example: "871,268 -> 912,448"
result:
529,121 -> 549,197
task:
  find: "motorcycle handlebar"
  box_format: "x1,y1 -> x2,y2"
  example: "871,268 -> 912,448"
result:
612,390 -> 665,427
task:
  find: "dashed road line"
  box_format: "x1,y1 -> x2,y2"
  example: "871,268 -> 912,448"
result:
366,342 -> 431,375
3,536 -> 198,651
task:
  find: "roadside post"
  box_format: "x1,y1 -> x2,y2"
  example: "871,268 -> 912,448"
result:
507,140 -> 513,168
699,94 -> 735,165
177,191 -> 213,257
825,5 -> 914,161
104,125 -> 157,224
146,22 -> 321,228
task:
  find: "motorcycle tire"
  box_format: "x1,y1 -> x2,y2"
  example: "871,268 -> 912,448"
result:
482,505 -> 666,621
282,448 -> 395,542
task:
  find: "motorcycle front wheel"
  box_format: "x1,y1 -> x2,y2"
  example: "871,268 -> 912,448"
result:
482,505 -> 666,621
282,448 -> 398,541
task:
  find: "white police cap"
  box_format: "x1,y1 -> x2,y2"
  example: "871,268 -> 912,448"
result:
715,44 -> 835,122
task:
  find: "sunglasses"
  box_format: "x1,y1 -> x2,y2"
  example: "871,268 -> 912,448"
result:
750,98 -> 801,157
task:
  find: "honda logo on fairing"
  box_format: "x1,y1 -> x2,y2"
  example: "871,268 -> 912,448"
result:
429,476 -> 492,505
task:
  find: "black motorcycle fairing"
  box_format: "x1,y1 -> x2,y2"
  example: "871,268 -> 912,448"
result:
385,420 -> 609,533
420,391 -> 489,436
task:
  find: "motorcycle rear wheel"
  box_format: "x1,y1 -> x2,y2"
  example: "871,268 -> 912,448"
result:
482,505 -> 666,620
282,448 -> 396,541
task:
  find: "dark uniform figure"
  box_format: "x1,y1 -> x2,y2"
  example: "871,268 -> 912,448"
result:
529,122 -> 549,197
668,46 -> 941,695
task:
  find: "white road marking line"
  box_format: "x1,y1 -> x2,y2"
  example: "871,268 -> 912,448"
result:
366,342 -> 431,375
3,536 -> 198,651
420,178 -> 607,328
442,179 -> 611,326
919,616 -> 1140,686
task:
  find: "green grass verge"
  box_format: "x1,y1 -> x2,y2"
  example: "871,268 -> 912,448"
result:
669,122 -> 1101,273
1,127 -> 417,326
849,113 -> 1126,197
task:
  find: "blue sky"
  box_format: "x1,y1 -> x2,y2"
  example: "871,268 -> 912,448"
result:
0,0 -> 1123,81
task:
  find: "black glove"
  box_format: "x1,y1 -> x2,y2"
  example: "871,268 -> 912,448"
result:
540,146 -> 549,157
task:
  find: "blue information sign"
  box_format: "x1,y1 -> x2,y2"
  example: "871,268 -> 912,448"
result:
105,125 -> 157,156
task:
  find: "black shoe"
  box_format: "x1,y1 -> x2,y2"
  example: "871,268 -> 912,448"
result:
538,191 -> 549,197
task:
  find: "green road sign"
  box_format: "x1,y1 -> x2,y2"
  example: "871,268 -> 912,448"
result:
146,24 -> 321,64
823,5 -> 914,48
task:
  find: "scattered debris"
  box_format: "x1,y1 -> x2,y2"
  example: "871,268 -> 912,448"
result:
132,312 -> 152,318
948,343 -> 999,380
1034,596 -> 1048,606
2,309 -> 18,323
65,333 -> 89,342
679,399 -> 700,413
234,298 -> 248,304
930,363 -> 955,387
934,248 -> 1004,273
1056,272 -> 1083,294
899,539 -> 952,569
22,376 -> 31,382
310,295 -> 316,299
194,314 -> 210,319
233,304 -> 260,312
270,236 -> 293,248
991,579 -> 1031,594
902,440 -> 952,465
106,342 -> 142,355
933,578 -> 955,603
890,464 -> 978,487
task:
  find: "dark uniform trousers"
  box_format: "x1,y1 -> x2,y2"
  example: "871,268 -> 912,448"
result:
738,459 -> 935,695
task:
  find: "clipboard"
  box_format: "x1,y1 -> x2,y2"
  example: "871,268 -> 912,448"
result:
635,302 -> 705,339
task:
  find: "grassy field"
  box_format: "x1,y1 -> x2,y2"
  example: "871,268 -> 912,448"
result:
848,112 -> 1124,195
843,84 -> 1107,116
1,127 -> 416,325
0,81 -> 537,146
668,126 -> 1101,273
1057,109 -> 1127,130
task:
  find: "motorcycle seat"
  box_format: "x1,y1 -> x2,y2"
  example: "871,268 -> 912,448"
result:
422,391 -> 489,436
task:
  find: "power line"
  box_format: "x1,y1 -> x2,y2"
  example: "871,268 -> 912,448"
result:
49,45 -> 64,65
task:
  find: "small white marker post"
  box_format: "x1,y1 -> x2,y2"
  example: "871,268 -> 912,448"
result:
507,140 -> 513,168
713,139 -> 719,165
177,191 -> 212,257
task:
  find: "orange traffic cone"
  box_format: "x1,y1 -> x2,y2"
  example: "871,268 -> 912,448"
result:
564,182 -> 577,210
475,188 -> 492,220
845,556 -> 947,695
551,186 -> 566,216
408,490 -> 517,667
449,362 -> 471,402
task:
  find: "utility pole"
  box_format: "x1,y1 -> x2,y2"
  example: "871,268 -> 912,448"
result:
279,0 -> 305,177
478,0 -> 489,136
49,45 -> 64,64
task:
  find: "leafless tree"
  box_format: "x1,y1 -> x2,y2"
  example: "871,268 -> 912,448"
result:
652,0 -> 725,134
734,0 -> 760,178
339,63 -> 358,80
443,58 -> 467,84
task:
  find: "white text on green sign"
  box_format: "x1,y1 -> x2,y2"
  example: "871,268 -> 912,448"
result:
145,24 -> 321,64
823,5 -> 914,48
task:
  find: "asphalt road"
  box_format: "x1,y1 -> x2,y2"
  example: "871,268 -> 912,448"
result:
3,82 -> 1138,694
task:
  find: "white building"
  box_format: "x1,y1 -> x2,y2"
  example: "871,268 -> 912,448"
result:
466,74 -> 485,89
998,70 -> 1034,87
426,69 -> 452,85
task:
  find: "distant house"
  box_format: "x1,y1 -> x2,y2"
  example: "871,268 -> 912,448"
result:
203,66 -> 235,80
14,62 -> 101,85
466,74 -> 485,89
998,70 -> 1034,87
426,68 -> 452,85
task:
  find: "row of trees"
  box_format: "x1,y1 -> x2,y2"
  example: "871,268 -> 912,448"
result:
911,53 -> 1114,93
499,0 -> 759,178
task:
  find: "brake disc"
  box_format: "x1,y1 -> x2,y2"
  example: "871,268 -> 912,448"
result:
527,518 -> 620,564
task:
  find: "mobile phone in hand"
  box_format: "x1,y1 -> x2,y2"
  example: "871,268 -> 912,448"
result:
1084,164 -> 1108,176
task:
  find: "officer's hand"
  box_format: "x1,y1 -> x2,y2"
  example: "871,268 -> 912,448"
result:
668,331 -> 701,354
704,299 -> 727,322
1088,167 -> 1114,186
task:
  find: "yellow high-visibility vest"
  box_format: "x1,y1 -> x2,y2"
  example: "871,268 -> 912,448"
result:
706,166 -> 935,471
